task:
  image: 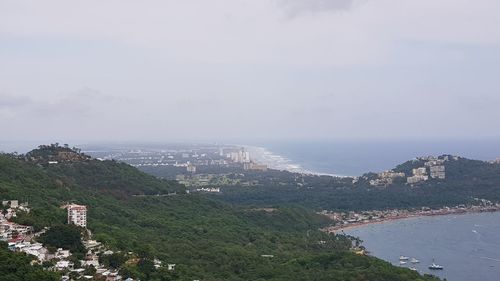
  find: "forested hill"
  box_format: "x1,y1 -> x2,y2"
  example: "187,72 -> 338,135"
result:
214,155 -> 500,211
0,145 -> 439,281
390,155 -> 500,183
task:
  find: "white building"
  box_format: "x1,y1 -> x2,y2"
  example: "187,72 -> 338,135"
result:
230,148 -> 251,163
187,164 -> 196,173
407,175 -> 429,184
430,165 -> 446,179
67,204 -> 87,228
412,167 -> 427,176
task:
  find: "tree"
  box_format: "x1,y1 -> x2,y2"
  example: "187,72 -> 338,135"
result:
38,225 -> 85,256
137,258 -> 156,278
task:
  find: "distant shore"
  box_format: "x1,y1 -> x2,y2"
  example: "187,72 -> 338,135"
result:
243,145 -> 345,177
322,205 -> 500,233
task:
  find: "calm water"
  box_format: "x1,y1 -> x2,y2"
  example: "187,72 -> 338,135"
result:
259,140 -> 500,176
345,212 -> 500,281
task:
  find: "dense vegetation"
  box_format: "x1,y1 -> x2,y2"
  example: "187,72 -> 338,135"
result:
0,146 -> 440,280
38,225 -> 86,258
209,157 -> 500,211
0,241 -> 59,281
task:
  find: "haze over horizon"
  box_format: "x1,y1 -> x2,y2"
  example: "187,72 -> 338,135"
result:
1,0 -> 500,142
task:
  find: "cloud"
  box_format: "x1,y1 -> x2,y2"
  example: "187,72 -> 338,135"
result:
0,87 -> 121,120
1,1 -> 500,141
0,94 -> 33,108
275,0 -> 356,16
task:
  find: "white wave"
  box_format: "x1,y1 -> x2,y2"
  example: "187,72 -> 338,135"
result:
480,256 -> 500,262
243,145 -> 345,177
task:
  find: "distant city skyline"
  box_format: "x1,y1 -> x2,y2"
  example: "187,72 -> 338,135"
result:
1,0 -> 500,142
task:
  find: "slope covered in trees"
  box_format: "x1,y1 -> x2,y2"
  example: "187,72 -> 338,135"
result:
213,156 -> 500,211
0,146 -> 440,280
0,242 -> 59,281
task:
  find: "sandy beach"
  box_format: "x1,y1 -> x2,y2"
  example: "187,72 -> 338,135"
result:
244,145 -> 344,177
323,207 -> 499,233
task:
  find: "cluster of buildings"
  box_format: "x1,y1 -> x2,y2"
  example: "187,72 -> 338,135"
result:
229,148 -> 251,164
243,162 -> 268,171
320,199 -> 500,233
407,156 -> 447,184
2,200 -> 30,219
195,187 -> 221,193
1,200 -> 33,241
89,145 -> 268,179
368,156 -> 449,187
369,171 -> 405,187
2,201 -> 176,281
406,167 -> 429,184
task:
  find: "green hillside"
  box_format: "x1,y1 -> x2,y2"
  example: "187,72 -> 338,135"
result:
0,242 -> 59,281
214,156 -> 500,211
0,146 -> 439,281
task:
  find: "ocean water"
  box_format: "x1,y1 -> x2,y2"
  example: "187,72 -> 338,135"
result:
254,140 -> 500,176
344,212 -> 500,281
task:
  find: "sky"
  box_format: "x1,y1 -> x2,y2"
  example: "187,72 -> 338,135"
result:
1,0 -> 500,144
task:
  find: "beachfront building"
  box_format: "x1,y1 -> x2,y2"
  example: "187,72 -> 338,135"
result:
67,204 -> 87,228
230,148 -> 251,163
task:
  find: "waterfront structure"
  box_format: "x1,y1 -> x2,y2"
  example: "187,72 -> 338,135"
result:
67,204 -> 87,228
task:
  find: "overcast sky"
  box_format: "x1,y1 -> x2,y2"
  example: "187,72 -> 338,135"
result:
1,0 -> 500,144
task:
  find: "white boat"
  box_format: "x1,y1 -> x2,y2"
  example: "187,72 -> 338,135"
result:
410,258 -> 420,263
400,261 -> 407,265
399,256 -> 410,260
409,267 -> 418,271
429,262 -> 444,270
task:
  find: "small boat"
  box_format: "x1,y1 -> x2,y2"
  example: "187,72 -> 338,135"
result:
409,267 -> 418,271
399,256 -> 410,260
429,262 -> 444,270
410,258 -> 420,263
400,261 -> 407,265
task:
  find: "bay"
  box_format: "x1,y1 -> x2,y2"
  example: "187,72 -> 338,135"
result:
344,212 -> 500,281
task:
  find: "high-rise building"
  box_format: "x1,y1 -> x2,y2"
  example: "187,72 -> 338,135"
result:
67,204 -> 87,228
230,148 -> 251,163
187,163 -> 197,173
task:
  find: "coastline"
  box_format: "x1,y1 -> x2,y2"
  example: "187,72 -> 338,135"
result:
243,145 -> 345,177
322,205 -> 500,233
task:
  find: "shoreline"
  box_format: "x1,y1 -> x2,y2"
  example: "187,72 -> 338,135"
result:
322,206 -> 500,233
243,145 -> 346,177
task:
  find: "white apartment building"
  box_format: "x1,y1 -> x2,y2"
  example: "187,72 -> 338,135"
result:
67,204 -> 87,228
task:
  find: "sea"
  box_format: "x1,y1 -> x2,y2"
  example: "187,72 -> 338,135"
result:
248,140 -> 500,176
344,212 -> 500,281
250,140 -> 500,281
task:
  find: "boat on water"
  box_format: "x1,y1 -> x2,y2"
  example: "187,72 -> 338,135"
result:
400,261 -> 407,265
399,255 -> 410,260
410,258 -> 420,263
409,267 -> 418,271
429,262 -> 444,270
